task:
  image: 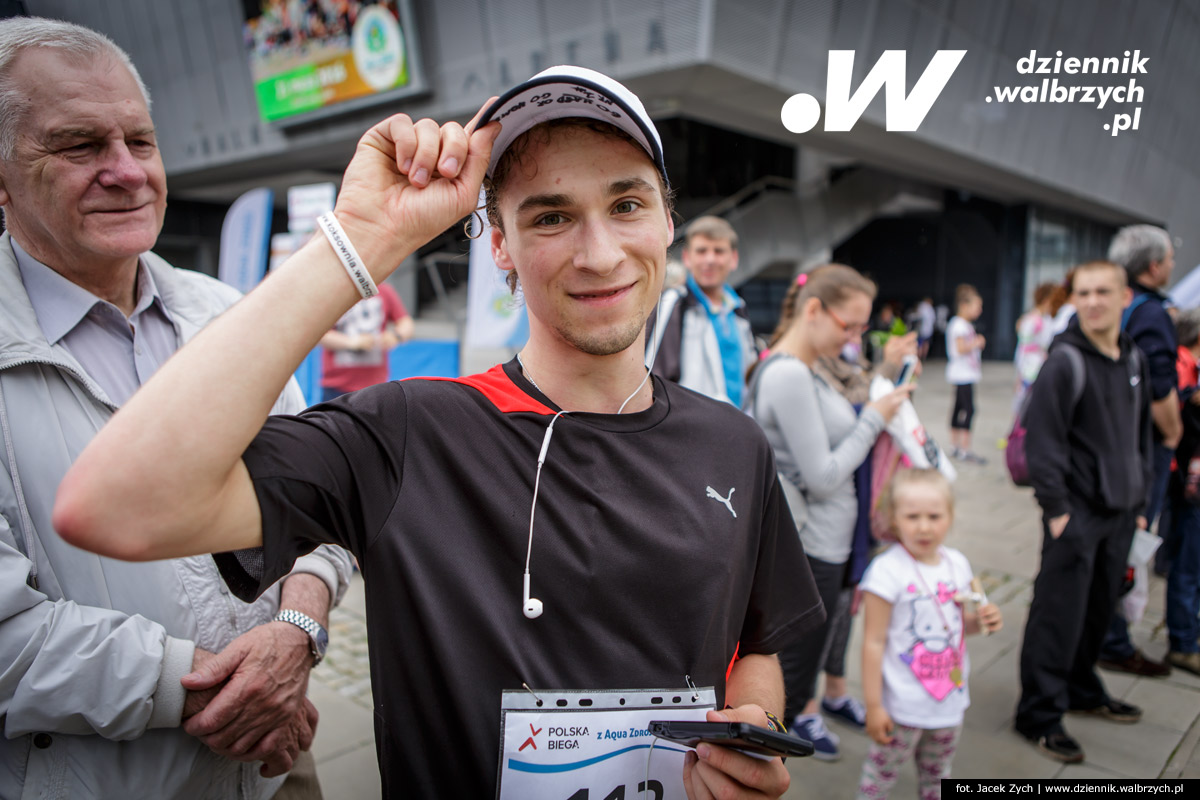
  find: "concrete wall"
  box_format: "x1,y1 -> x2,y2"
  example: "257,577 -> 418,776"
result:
25,0 -> 1199,268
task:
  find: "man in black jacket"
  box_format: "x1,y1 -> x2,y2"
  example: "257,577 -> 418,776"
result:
1015,260 -> 1154,764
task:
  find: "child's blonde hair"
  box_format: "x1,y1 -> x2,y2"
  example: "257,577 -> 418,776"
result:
877,468 -> 955,542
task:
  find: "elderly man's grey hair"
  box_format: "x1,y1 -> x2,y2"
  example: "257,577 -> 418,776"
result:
1177,307 -> 1200,350
1108,224 -> 1172,281
0,17 -> 151,160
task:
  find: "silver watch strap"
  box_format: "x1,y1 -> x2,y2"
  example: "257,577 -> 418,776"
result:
274,609 -> 326,665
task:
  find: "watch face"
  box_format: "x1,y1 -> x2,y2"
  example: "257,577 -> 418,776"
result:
315,627 -> 329,655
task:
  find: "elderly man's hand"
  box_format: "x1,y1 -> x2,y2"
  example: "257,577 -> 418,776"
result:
332,101 -> 501,278
181,621 -> 314,761
258,699 -> 320,778
681,707 -> 791,800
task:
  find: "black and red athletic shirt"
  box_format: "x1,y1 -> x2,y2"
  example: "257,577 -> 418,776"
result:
216,358 -> 822,797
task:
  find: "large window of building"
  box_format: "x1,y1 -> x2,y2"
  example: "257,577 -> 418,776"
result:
1024,207 -> 1115,308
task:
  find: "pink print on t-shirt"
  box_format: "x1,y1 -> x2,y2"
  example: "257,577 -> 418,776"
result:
898,582 -> 964,702
900,642 -> 961,701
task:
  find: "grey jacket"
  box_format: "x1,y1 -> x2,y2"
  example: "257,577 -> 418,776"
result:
747,355 -> 884,564
0,234 -> 353,800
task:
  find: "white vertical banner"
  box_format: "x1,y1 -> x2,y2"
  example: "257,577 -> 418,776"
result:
218,187 -> 274,293
465,194 -> 528,349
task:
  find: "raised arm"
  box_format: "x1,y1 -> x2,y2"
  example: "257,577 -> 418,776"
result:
54,108 -> 499,561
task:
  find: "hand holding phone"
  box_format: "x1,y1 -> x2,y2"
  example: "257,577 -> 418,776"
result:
895,355 -> 919,387
648,720 -> 815,758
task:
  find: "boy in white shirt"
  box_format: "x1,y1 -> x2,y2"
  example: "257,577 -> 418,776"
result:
945,284 -> 987,463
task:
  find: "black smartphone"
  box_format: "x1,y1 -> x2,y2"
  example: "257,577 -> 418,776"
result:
648,720 -> 815,758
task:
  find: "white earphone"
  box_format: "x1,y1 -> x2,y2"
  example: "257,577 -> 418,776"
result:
522,572 -> 543,619
519,296 -> 665,620
521,414 -> 564,620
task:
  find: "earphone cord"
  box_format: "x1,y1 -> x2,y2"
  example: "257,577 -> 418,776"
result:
525,410 -> 569,575
523,293 -> 666,599
617,293 -> 666,415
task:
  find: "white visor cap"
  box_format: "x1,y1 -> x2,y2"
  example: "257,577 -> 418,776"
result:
477,65 -> 667,186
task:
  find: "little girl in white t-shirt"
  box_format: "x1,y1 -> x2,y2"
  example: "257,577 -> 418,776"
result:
857,468 -> 1003,800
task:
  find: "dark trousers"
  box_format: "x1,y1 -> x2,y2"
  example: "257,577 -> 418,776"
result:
780,555 -> 845,721
1099,441 -> 1174,660
1167,496 -> 1200,653
1016,502 -> 1136,737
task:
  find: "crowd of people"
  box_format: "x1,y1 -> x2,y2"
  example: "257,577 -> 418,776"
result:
0,13 -> 1189,800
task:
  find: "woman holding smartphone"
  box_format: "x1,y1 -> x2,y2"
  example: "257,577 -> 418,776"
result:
745,264 -> 913,761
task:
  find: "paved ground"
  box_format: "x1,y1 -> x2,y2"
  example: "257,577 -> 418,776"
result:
306,360 -> 1200,797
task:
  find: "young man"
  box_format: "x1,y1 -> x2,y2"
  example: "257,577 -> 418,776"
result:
649,215 -> 757,405
55,66 -> 821,798
945,284 -> 987,463
1015,261 -> 1153,764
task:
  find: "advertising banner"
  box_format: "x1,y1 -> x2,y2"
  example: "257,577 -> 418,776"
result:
244,0 -> 422,123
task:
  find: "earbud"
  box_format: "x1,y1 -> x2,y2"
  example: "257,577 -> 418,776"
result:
522,572 -> 543,619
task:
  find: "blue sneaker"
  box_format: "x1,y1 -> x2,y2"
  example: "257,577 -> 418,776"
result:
821,695 -> 866,729
791,714 -> 840,761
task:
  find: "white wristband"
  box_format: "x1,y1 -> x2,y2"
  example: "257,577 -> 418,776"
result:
316,213 -> 378,299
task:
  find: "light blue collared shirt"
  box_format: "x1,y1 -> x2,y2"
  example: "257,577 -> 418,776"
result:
13,238 -> 179,406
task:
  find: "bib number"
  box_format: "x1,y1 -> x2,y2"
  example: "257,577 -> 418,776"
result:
496,687 -> 716,800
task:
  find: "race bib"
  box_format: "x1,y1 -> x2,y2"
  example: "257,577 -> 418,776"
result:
497,686 -> 716,800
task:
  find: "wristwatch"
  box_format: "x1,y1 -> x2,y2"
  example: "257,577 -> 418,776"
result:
274,609 -> 329,666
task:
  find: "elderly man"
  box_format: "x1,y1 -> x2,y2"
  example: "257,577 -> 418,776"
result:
55,66 -> 823,798
0,18 -> 351,799
1096,224 -> 1178,678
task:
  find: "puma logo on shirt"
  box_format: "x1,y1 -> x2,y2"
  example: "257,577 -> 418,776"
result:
706,486 -> 737,518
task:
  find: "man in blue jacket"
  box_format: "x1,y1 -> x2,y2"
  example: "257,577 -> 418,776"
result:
648,216 -> 758,405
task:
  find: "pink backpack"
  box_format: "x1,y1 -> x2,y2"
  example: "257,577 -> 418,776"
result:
1005,342 -> 1097,487
869,432 -> 911,540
